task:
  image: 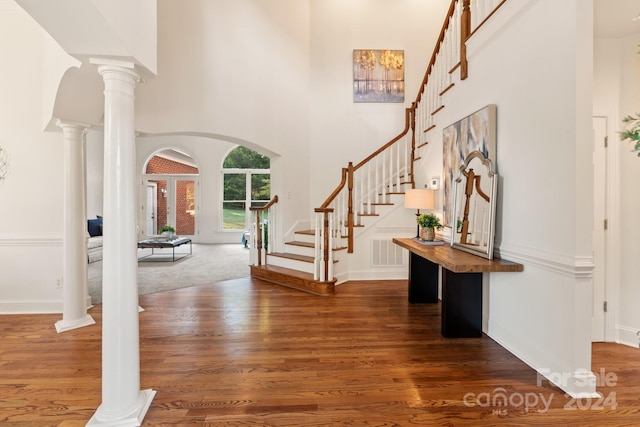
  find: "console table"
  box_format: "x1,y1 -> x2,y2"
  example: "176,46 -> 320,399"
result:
392,238 -> 523,338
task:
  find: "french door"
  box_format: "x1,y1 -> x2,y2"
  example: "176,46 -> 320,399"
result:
144,175 -> 198,237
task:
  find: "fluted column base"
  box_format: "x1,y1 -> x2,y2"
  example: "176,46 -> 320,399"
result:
54,314 -> 96,333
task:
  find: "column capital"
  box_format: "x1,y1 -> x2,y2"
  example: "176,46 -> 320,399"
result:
90,57 -> 152,82
92,58 -> 142,85
56,120 -> 90,133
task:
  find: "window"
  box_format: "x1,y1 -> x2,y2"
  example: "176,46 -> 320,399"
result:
222,146 -> 270,230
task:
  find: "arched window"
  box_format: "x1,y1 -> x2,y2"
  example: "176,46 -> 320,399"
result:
222,146 -> 270,230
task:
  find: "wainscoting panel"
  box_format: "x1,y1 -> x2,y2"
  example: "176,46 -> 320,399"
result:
0,234 -> 64,314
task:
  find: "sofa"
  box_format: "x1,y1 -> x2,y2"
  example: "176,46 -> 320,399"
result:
87,216 -> 103,263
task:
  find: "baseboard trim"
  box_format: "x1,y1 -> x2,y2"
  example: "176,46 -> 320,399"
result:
616,324 -> 640,348
343,268 -> 407,282
489,321 -> 598,398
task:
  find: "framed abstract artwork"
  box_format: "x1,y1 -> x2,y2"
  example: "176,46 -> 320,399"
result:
442,104 -> 497,227
353,49 -> 404,103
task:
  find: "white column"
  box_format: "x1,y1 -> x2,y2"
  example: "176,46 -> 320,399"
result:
88,64 -> 155,427
55,122 -> 96,333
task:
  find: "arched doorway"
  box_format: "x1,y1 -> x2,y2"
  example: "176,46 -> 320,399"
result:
143,148 -> 199,237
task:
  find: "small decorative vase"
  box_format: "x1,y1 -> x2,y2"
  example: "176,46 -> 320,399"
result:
421,227 -> 435,241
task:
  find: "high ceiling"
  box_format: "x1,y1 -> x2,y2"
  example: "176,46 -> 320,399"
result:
594,0 -> 640,38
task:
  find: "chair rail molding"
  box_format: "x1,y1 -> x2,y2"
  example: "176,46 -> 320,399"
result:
495,241 -> 595,279
0,234 -> 63,246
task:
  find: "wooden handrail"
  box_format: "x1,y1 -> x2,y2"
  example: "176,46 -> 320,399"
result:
250,195 -> 279,211
319,168 -> 348,209
414,0 -> 459,105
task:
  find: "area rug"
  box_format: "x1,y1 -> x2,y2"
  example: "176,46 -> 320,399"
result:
88,243 -> 250,305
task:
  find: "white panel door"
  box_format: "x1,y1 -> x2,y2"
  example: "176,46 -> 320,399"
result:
592,116 -> 607,342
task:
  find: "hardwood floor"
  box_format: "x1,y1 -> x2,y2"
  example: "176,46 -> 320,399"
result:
1,278 -> 639,426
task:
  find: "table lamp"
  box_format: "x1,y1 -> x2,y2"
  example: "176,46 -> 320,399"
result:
404,188 -> 435,238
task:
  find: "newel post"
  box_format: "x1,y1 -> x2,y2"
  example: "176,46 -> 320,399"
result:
255,210 -> 262,266
319,209 -> 331,281
347,162 -> 355,253
460,0 -> 471,80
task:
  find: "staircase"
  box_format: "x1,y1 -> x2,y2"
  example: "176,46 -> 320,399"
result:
250,0 -> 504,295
251,229 -> 339,296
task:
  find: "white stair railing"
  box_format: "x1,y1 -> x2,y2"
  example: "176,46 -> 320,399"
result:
318,125 -> 413,258
415,0 -> 463,146
470,0 -> 504,33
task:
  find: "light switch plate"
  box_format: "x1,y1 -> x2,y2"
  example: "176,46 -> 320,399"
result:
430,178 -> 440,190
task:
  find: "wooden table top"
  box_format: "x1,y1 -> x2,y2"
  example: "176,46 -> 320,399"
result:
392,237 -> 523,273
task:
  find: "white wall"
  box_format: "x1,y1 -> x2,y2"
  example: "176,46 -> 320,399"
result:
130,0 -> 453,256
308,0 -> 451,208
16,0 -> 157,77
1,0 -> 317,311
132,0 -> 313,243
0,0 -> 468,312
0,2 -> 65,312
1,3 -> 614,401
593,32 -> 640,347
414,0 -> 597,397
305,0 -> 451,281
617,33 -> 640,347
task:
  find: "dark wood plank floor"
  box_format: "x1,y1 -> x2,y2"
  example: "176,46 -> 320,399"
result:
1,278 -> 639,426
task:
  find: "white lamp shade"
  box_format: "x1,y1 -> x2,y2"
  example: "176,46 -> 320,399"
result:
404,188 -> 434,210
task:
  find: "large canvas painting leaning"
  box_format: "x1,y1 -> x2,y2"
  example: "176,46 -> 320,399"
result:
443,105 -> 497,227
353,49 -> 404,103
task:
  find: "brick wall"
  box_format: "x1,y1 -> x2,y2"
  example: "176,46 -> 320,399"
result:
146,156 -> 198,175
146,156 -> 198,235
